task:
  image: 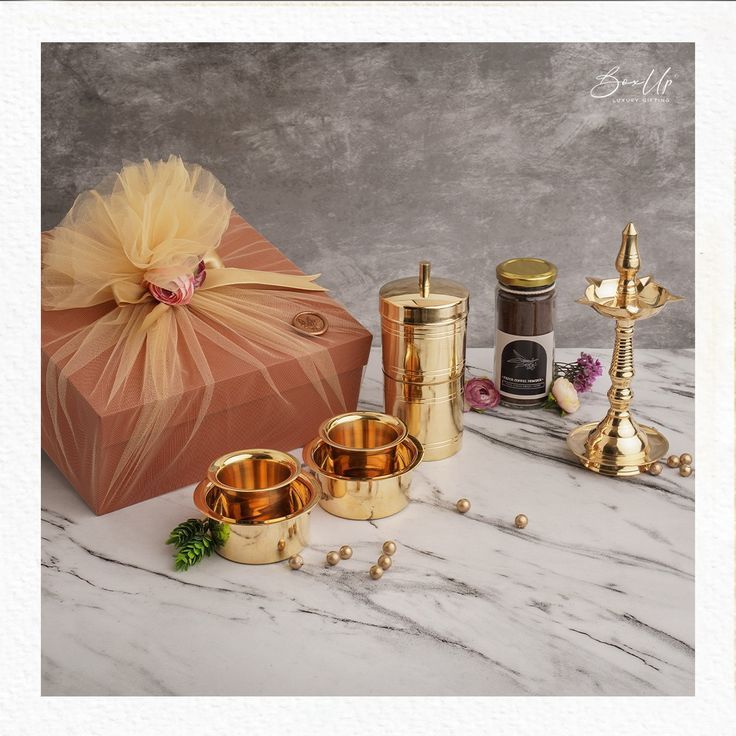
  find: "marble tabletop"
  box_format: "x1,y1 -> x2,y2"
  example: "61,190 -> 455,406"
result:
41,348 -> 694,696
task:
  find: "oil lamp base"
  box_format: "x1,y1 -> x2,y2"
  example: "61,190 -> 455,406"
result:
567,422 -> 669,478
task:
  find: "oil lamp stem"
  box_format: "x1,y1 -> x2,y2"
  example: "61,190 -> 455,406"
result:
606,318 -> 636,419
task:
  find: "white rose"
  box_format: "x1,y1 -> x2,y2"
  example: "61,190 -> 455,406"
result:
551,377 -> 580,414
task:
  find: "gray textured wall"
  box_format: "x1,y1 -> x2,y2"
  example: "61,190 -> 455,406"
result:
42,43 -> 694,347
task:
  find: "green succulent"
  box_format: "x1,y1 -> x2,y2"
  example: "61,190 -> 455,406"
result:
166,516 -> 228,572
207,519 -> 230,546
166,518 -> 208,547
174,534 -> 215,572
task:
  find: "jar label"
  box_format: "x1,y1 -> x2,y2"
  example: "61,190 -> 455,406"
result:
494,330 -> 554,400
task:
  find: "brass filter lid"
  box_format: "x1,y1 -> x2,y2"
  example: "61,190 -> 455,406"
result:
496,258 -> 557,289
379,261 -> 469,325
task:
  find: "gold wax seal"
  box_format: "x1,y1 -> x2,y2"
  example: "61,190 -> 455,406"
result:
292,311 -> 328,336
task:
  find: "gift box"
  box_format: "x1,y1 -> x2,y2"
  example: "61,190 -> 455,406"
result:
42,158 -> 372,515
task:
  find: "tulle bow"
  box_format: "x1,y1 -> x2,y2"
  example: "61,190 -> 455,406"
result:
42,156 -> 346,510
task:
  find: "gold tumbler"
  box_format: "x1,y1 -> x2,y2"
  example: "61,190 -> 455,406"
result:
193,449 -> 320,564
303,433 -> 423,520
319,411 -> 408,451
380,261 -> 469,461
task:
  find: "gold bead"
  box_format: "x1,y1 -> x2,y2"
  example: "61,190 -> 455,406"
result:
339,545 -> 353,560
514,514 -> 528,529
377,553 -> 392,570
456,498 -> 471,514
679,464 -> 693,478
666,455 -> 681,468
326,551 -> 340,566
679,453 -> 693,466
382,540 -> 397,556
288,555 -> 303,570
648,462 -> 663,476
369,564 -> 384,580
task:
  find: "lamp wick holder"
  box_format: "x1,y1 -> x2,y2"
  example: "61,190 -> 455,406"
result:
566,222 -> 682,477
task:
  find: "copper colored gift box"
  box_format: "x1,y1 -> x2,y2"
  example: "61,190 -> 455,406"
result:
42,213 -> 372,515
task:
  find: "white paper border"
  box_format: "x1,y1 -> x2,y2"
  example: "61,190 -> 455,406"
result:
2,1 -> 733,733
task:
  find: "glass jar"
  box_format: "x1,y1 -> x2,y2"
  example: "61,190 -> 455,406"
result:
494,258 -> 557,408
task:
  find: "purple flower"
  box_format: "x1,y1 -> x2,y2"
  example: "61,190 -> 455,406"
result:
572,352 -> 603,393
464,377 -> 500,412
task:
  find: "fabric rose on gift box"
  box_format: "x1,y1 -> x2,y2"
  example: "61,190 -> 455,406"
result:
464,376 -> 500,412
146,260 -> 206,305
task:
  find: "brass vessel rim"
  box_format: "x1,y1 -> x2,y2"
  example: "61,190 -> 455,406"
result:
194,472 -> 320,526
206,448 -> 301,496
303,434 -> 424,482
317,411 -> 408,454
379,277 -> 469,305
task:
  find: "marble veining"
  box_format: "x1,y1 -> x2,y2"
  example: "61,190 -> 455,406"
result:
41,348 -> 693,695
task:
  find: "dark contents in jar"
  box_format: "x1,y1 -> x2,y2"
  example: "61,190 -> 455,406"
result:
494,258 -> 557,408
496,288 -> 555,336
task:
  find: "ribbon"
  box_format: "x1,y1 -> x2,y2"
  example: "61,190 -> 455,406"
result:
42,156 -> 348,511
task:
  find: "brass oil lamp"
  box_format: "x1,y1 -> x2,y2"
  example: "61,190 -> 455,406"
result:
566,222 -> 682,477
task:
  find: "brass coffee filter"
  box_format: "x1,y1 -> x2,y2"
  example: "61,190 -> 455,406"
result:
318,411 -> 407,454
194,474 -> 318,525
303,434 -> 423,520
379,261 -> 468,461
193,471 -> 320,564
308,435 -> 418,481
206,449 -> 300,497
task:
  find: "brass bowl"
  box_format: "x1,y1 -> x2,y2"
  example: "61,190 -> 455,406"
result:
206,449 -> 300,506
194,449 -> 319,564
318,411 -> 408,463
303,434 -> 423,520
